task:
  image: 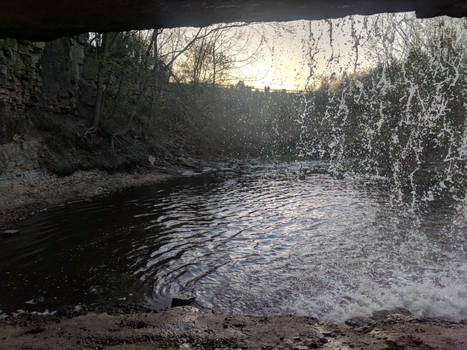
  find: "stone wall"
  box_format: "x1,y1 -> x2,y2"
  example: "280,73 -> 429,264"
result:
0,36 -> 87,175
40,35 -> 87,115
0,39 -> 44,117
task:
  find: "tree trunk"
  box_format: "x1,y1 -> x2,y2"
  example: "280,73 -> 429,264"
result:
92,32 -> 110,130
212,43 -> 216,86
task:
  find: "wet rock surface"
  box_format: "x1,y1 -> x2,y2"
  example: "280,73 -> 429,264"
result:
1,1 -> 465,41
0,309 -> 465,349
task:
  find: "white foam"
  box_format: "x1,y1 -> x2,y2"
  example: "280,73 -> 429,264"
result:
279,277 -> 467,322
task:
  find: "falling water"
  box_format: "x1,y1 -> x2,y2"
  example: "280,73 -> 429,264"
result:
0,13 -> 465,323
297,14 -> 465,210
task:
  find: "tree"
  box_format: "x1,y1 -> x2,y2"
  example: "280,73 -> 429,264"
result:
162,23 -> 264,86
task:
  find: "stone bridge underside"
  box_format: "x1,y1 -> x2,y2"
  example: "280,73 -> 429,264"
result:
1,0 -> 466,41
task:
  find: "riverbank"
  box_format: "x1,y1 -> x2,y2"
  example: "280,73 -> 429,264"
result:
1,162 -> 465,349
1,307 -> 466,349
0,168 -> 180,229
0,154 -> 247,230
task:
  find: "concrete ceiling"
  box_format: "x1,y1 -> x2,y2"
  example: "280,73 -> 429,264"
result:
1,0 -> 465,41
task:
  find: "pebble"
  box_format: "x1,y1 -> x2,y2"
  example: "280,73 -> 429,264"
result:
4,229 -> 18,234
345,316 -> 375,328
1,229 -> 20,238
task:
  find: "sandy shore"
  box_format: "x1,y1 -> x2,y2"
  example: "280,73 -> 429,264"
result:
1,307 -> 466,349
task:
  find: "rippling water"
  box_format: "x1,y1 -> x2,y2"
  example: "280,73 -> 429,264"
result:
1,162 -> 465,322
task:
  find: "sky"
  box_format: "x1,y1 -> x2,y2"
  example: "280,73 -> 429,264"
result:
161,13 -> 464,91
228,13 -> 407,90
229,19 -> 361,90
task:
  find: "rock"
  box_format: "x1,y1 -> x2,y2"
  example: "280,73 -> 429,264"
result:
371,308 -> 412,321
1,229 -> 19,237
371,309 -> 391,321
3,229 -> 18,234
178,157 -> 197,168
0,310 -> 7,320
392,307 -> 412,316
148,155 -> 156,167
171,292 -> 196,308
202,167 -> 215,173
181,170 -> 200,177
322,329 -> 343,338
345,316 -> 375,328
171,297 -> 196,308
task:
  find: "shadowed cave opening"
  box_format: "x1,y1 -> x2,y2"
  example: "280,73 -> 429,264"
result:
0,9 -> 465,327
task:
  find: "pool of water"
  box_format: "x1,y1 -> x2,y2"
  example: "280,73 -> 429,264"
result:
0,162 -> 465,322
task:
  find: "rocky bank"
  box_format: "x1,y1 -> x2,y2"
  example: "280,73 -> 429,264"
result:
0,168 -> 176,229
0,307 -> 466,350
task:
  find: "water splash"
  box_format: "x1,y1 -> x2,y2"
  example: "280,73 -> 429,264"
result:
297,14 -> 465,213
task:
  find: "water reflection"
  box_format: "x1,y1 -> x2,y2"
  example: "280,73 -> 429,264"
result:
0,162 -> 465,321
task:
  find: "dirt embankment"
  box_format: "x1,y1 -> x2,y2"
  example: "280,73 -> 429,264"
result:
0,169 -> 178,229
0,307 -> 466,350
